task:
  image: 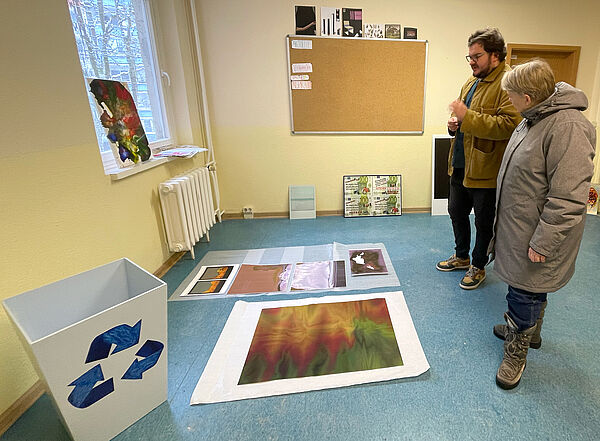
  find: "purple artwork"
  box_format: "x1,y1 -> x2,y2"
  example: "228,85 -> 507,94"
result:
290,261 -> 346,290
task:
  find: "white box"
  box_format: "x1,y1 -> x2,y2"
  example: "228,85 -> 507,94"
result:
289,185 -> 316,219
3,258 -> 167,441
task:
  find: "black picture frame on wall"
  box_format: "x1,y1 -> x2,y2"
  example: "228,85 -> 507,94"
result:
403,27 -> 418,39
295,6 -> 316,35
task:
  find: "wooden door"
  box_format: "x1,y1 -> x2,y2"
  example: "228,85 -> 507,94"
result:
506,44 -> 580,86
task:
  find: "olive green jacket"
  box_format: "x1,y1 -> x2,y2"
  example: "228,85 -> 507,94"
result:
448,61 -> 522,188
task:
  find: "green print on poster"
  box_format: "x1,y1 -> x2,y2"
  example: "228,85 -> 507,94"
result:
343,175 -> 402,217
238,298 -> 403,385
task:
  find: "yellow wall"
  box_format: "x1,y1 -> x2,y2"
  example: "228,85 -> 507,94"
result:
195,0 -> 600,213
0,0 -> 203,414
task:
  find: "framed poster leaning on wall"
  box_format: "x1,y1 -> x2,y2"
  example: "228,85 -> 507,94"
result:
343,175 -> 402,218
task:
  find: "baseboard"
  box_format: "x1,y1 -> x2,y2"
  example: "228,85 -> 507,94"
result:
0,380 -> 46,436
153,251 -> 186,278
403,207 -> 430,213
222,207 -> 430,219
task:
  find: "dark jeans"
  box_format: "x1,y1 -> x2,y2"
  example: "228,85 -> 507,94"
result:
448,168 -> 496,269
506,285 -> 548,331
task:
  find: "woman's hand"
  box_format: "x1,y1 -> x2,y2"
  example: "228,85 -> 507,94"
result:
528,247 -> 546,263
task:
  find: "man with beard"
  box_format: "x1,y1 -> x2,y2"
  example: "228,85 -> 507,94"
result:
436,28 -> 521,290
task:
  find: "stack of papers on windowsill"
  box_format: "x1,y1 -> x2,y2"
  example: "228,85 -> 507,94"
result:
153,145 -> 208,158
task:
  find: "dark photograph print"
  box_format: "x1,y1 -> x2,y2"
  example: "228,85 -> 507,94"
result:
403,27 -> 418,39
295,6 -> 316,35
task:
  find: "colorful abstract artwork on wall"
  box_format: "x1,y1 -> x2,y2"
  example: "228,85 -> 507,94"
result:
238,298 -> 402,385
88,78 -> 151,167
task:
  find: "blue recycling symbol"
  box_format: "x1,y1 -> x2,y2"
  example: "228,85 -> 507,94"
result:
67,320 -> 164,408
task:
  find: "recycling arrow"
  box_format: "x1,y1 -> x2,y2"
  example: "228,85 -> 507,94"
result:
85,320 -> 141,363
67,364 -> 114,408
121,340 -> 164,380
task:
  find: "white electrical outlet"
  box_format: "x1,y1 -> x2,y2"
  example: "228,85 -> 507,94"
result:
242,207 -> 254,219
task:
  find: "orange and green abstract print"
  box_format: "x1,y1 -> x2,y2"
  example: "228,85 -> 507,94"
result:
238,298 -> 402,385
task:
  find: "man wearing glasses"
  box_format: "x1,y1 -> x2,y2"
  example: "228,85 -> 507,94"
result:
436,28 -> 521,290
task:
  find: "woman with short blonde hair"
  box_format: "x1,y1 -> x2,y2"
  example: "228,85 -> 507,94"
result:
501,58 -> 555,104
489,59 -> 596,390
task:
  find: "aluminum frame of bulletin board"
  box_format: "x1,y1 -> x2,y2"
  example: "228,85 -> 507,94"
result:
286,35 -> 428,134
343,175 -> 402,218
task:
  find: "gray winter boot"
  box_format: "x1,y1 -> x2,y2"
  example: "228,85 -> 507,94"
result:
496,313 -> 536,390
493,301 -> 546,349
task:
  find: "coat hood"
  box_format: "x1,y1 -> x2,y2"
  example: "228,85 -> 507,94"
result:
522,82 -> 588,125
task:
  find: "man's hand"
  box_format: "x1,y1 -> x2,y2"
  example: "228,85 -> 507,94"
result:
528,247 -> 546,263
449,99 -> 468,122
448,116 -> 459,132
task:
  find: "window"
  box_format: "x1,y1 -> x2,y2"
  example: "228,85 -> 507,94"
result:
67,0 -> 171,173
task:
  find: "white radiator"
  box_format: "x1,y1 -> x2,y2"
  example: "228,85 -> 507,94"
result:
159,167 -> 215,259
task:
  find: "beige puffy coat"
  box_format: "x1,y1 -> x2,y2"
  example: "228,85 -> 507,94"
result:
490,83 -> 596,293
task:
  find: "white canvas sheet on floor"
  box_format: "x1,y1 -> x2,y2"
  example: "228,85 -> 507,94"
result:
190,291 -> 429,404
170,242 -> 400,300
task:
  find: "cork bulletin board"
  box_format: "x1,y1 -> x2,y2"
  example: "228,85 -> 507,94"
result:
286,35 -> 428,133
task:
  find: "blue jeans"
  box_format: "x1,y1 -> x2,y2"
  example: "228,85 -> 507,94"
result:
506,285 -> 548,331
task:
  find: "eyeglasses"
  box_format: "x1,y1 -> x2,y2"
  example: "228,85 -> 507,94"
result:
466,53 -> 486,63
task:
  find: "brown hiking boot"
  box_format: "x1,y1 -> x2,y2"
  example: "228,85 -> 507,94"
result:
493,301 -> 546,349
436,254 -> 470,272
459,265 -> 486,290
496,313 -> 536,390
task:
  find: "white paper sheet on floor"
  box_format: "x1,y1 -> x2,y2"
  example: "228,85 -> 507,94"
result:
190,291 -> 429,404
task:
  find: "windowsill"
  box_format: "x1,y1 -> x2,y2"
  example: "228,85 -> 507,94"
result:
103,146 -> 206,180
107,156 -> 176,181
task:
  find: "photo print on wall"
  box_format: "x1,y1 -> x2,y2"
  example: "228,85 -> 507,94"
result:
295,6 -> 317,35
321,7 -> 341,36
403,27 -> 418,39
364,24 -> 385,39
342,8 -> 362,37
385,24 -> 401,39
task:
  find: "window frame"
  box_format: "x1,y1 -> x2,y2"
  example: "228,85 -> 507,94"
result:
69,0 -> 176,177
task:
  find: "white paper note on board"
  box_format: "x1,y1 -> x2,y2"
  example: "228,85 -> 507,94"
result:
291,81 -> 312,90
292,63 -> 313,73
290,74 -> 310,81
292,40 -> 312,49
